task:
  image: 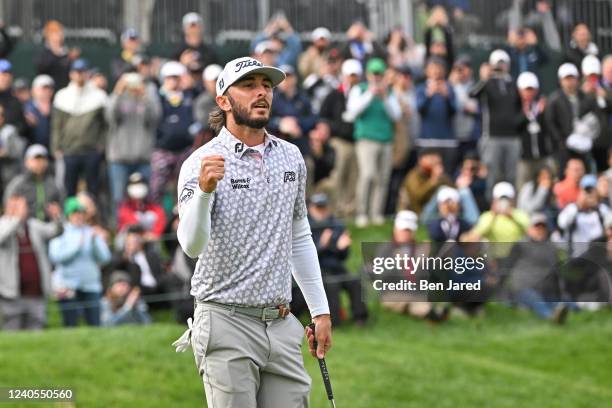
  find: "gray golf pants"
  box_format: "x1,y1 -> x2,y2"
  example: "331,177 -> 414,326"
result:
191,302 -> 311,408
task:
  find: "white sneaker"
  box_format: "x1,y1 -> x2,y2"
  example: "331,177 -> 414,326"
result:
355,215 -> 369,228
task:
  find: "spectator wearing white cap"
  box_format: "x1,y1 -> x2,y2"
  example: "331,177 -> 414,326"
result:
470,49 -> 522,195
24,75 -> 54,149
557,174 -> 609,255
150,61 -> 195,203
105,71 -> 161,214
462,181 -> 529,253
544,62 -> 598,174
515,71 -> 555,189
318,59 -> 362,217
3,144 -> 62,221
298,27 -> 333,79
426,186 -> 475,242
193,64 -> 222,142
173,12 -> 218,72
252,40 -> 281,67
111,28 -> 143,81
580,55 -> 612,171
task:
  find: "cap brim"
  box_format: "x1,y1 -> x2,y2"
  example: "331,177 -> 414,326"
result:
240,66 -> 286,88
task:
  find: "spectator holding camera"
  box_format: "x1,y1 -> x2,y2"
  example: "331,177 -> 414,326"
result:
106,71 -> 161,213
49,197 -> 111,327
251,12 -> 302,67
100,271 -> 151,326
174,13 -> 218,71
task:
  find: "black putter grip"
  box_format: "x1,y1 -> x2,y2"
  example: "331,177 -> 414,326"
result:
308,323 -> 334,401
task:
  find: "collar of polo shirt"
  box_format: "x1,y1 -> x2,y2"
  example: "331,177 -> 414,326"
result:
218,127 -> 279,159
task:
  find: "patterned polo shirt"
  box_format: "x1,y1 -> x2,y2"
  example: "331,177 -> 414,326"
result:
176,127 -> 307,307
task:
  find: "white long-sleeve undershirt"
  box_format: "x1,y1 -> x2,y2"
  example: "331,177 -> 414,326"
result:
177,189 -> 330,317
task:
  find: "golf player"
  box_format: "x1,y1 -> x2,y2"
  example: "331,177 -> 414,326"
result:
173,56 -> 332,407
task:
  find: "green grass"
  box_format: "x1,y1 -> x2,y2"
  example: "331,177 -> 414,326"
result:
1,306 -> 611,408
2,223 -> 611,407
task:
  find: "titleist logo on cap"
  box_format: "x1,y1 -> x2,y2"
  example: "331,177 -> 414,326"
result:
235,59 -> 262,72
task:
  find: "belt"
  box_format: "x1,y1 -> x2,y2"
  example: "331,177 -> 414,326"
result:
196,300 -> 290,321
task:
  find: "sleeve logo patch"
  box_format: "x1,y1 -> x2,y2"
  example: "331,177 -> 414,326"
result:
179,188 -> 195,204
284,171 -> 296,182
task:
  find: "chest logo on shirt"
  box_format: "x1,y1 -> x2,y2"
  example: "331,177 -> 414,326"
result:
235,143 -> 244,153
284,171 -> 296,182
231,178 -> 251,189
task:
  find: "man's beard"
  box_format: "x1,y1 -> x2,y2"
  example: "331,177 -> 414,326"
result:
227,95 -> 269,129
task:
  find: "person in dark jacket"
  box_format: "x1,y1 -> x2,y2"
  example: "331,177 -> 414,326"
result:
3,145 -> 62,221
150,61 -> 194,203
515,72 -> 555,189
173,12 -> 218,72
319,58 -> 362,217
340,21 -> 386,66
292,193 -> 368,326
0,59 -> 28,138
0,23 -> 15,58
110,28 -> 143,82
427,186 -> 473,242
24,75 -> 54,149
563,23 -> 599,70
424,6 -> 455,71
36,20 -> 80,91
416,57 -> 457,172
470,49 -> 522,194
269,65 -> 317,155
544,63 -> 598,174
506,27 -> 548,80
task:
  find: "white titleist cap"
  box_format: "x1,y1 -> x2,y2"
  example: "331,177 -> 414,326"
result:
216,56 -> 286,96
517,71 -> 539,89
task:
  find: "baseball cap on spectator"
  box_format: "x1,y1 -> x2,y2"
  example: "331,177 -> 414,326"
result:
530,212 -> 548,227
13,78 -> 28,90
182,12 -> 203,28
0,59 -> 12,73
64,196 -> 86,217
109,271 -> 132,286
489,49 -> 510,65
604,212 -> 612,229
203,64 -> 222,82
216,56 -> 285,96
160,61 -> 187,79
454,54 -> 472,68
70,59 -> 90,72
395,64 -> 413,76
309,193 -> 329,207
121,28 -> 139,42
437,186 -> 460,204
492,181 -> 515,200
579,174 -> 597,190
24,144 -> 49,160
366,58 -> 386,74
394,210 -> 418,231
581,55 -> 601,76
517,71 -> 539,89
341,59 -> 363,77
254,41 -> 279,55
32,74 -> 54,88
311,27 -> 332,42
558,63 -> 579,79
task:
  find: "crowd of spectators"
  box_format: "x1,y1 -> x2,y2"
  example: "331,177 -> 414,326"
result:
1,1 -> 612,330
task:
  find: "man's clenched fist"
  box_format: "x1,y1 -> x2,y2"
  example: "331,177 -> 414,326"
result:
199,155 -> 225,193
